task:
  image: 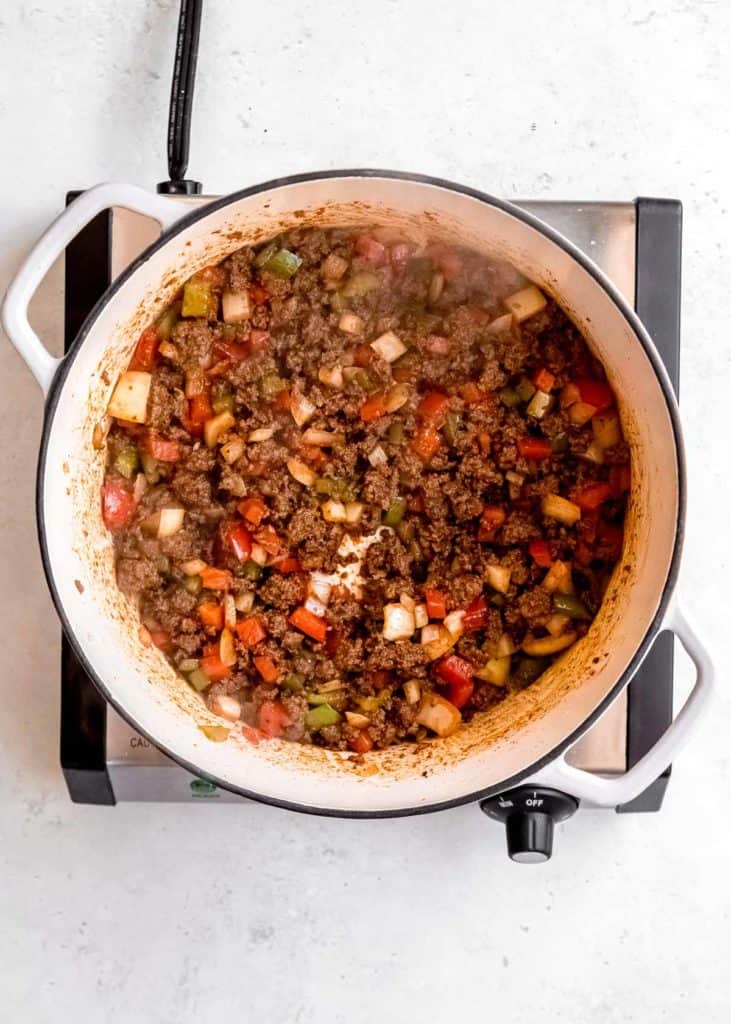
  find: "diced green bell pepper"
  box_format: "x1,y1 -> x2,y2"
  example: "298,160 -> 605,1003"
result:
261,248 -> 302,279
240,561 -> 263,581
342,271 -> 380,297
184,575 -> 202,595
443,410 -> 462,446
254,240 -> 278,268
114,447 -> 139,479
305,703 -> 341,730
512,656 -> 547,688
156,302 -> 180,340
515,377 -> 536,402
212,389 -> 235,415
189,669 -> 211,692
388,419 -> 404,445
383,498 -> 406,527
259,373 -> 286,399
499,386 -> 521,408
553,593 -> 591,620
140,452 -> 161,485
181,278 -> 218,319
283,673 -> 305,693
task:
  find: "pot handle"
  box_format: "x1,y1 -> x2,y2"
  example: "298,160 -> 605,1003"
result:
1,182 -> 190,396
527,597 -> 714,806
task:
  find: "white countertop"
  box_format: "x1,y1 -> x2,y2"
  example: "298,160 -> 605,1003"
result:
1,1 -> 730,1020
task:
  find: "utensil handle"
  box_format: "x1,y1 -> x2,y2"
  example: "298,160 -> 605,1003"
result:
1,183 -> 187,395
528,596 -> 714,806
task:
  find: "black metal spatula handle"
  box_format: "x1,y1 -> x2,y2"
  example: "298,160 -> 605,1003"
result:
158,0 -> 203,194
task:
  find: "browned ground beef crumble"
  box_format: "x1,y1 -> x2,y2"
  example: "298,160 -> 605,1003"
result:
100,226 -> 629,752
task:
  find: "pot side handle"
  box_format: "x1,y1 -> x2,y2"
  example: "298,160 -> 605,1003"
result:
527,598 -> 715,807
1,183 -> 189,396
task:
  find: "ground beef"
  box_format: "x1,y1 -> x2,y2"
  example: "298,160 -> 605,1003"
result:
102,226 -> 629,753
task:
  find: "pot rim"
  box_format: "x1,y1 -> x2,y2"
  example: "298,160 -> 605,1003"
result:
36,168 -> 686,816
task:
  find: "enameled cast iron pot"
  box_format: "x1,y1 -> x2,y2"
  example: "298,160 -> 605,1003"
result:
2,171 -> 714,815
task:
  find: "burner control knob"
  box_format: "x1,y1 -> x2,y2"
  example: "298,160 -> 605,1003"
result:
480,787 -> 578,863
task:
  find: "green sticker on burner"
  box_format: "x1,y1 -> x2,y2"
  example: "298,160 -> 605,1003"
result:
190,778 -> 217,796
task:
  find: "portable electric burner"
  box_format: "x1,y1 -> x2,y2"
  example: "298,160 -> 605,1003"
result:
52,0 -> 682,858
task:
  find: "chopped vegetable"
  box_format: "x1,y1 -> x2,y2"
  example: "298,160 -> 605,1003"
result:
367,444 -> 388,468
318,364 -> 344,389
592,410 -> 621,449
221,437 -> 245,464
413,604 -> 429,629
403,679 -> 422,704
553,593 -> 591,620
518,437 -> 552,461
261,248 -> 302,279
113,447 -> 139,480
182,277 -> 217,319
221,290 -> 251,323
199,724 -> 230,742
512,656 -> 547,687
541,493 -> 581,525
383,498 -> 406,527
443,610 -> 465,638
188,668 -> 211,692
204,411 -> 235,448
499,386 -> 521,408
411,425 -> 441,462
568,401 -> 598,427
383,384 -> 410,413
258,699 -> 292,737
290,390 -> 316,427
415,692 -> 461,737
306,703 -> 341,730
485,564 -> 511,594
289,606 -> 327,643
417,391 -> 450,425
344,501 -> 364,524
321,498 -> 347,523
575,378 -> 613,412
108,371 -> 152,424
533,367 -> 556,392
572,482 -> 613,511
478,505 -> 506,542
287,457 -> 317,487
529,539 -> 553,568
516,377 -> 536,403
526,390 -> 553,420
253,655 -> 279,683
342,270 -> 380,297
546,612 -> 571,637
200,642 -> 231,681
542,559 -> 573,594
371,330 -> 407,363
383,603 -> 416,641
225,521 -> 253,561
504,285 -> 547,322
200,567 -> 233,590
435,654 -> 475,708
425,588 -> 448,619
463,594 -> 488,631
129,326 -> 160,373
235,615 -> 267,646
475,656 -> 511,687
198,602 -> 223,631
581,441 -> 605,465
421,624 -> 458,661
303,429 -> 344,448
359,394 -> 387,422
101,479 -> 135,531
219,627 -> 237,667
522,632 -> 577,656
209,694 -> 241,722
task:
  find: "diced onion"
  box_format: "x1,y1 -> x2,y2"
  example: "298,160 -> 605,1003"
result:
305,594 -> 328,618
342,366 -> 360,383
593,411 -> 621,449
581,441 -> 605,465
421,624 -> 457,661
542,493 -> 581,525
309,572 -> 333,605
486,313 -> 514,335
526,390 -> 553,420
318,365 -> 344,389
370,331 -> 407,363
132,472 -> 147,504
158,341 -> 177,360
322,498 -> 347,523
560,382 -> 581,408
204,411 -> 236,448
383,603 -> 415,641
415,692 -> 461,737
138,625 -> 152,647
250,543 -> 267,566
367,445 -> 388,468
290,390 -> 316,427
339,312 -> 364,334
383,384 -> 410,412
235,591 -> 255,614
181,558 -> 207,576
209,693 -> 241,721
248,427 -> 275,442
344,501 -> 364,524
505,470 -> 525,486
178,658 -> 200,673
403,680 -> 422,705
157,508 -> 185,538
322,253 -> 349,280
223,593 -> 237,630
485,564 -> 511,594
546,612 -> 571,637
496,632 -> 517,658
444,610 -> 465,638
318,678 -> 343,694
522,632 -> 577,656
221,290 -> 251,323
421,623 -> 442,646
504,285 -> 547,322
185,369 -> 207,399
413,604 -> 428,629
219,627 -> 237,667
92,416 -> 110,449
428,271 -> 445,304
221,437 -> 245,463
345,711 -> 371,728
302,429 -> 344,447
287,458 -> 316,487
475,656 -> 511,686
400,593 -> 416,612
543,560 -> 573,594
108,371 -> 152,424
568,401 -> 597,427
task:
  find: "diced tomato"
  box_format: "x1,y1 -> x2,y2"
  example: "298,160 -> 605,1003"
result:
214,338 -> 250,362
533,367 -> 556,393
257,700 -> 291,739
238,496 -> 268,527
423,335 -> 450,355
289,606 -> 328,643
143,433 -> 181,462
435,654 -> 475,709
241,723 -> 263,745
273,556 -> 303,574
274,388 -> 292,412
254,525 -> 281,555
253,655 -> 279,683
353,343 -> 375,368
529,539 -> 553,569
411,425 -> 441,462
249,283 -> 270,306
597,520 -> 624,561
574,377 -> 613,412
462,594 -> 488,631
350,730 -> 374,754
478,505 -> 506,542
149,629 -> 172,653
198,602 -> 224,630
417,391 -> 450,425
425,587 -> 448,619
460,382 -> 488,405
609,464 -> 631,497
129,326 -> 159,373
200,642 -> 231,682
101,479 -> 135,531
477,431 -> 491,454
355,234 -> 387,266
235,615 -> 267,647
518,437 -> 552,461
225,521 -> 253,562
200,567 -> 233,591
249,329 -> 270,352
572,482 -> 613,512
359,394 -> 387,422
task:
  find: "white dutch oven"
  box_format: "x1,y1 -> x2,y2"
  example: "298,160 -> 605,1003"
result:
2,171 -> 714,815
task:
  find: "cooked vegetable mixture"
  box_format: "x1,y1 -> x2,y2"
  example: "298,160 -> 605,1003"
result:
100,227 -> 629,751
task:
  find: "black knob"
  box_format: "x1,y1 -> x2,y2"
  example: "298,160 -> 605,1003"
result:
480,787 -> 578,863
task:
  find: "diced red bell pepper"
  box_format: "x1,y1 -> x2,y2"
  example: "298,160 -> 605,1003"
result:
254,525 -> 281,555
182,388 -> 213,436
257,700 -> 291,738
225,521 -> 253,562
144,433 -> 181,462
289,606 -> 328,643
149,629 -> 172,653
529,539 -> 553,569
417,391 -> 450,425
355,234 -> 387,266
518,437 -> 552,461
478,505 -> 506,542
249,283 -> 270,306
411,425 -> 441,462
249,329 -> 270,352
574,377 -> 613,412
460,382 -> 488,404
359,393 -> 386,422
238,496 -> 268,527
349,730 -> 374,754
253,655 -> 279,683
425,587 -> 448,619
572,482 -> 613,511
235,615 -> 267,647
198,602 -> 224,631
101,479 -> 135,531
533,367 -> 556,393
609,464 -> 631,497
129,326 -> 160,373
200,642 -> 231,682
463,593 -> 488,631
435,654 -> 475,709
200,567 -> 233,591
273,556 -> 303,574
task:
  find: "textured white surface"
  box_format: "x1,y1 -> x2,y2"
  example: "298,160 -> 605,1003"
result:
1,1 -> 730,1020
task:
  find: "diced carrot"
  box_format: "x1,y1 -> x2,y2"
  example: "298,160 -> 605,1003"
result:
411,425 -> 441,462
477,431 -> 491,454
200,567 -> 233,591
289,606 -> 328,643
198,602 -> 224,630
253,655 -> 279,683
200,642 -> 231,682
254,525 -> 281,555
274,389 -> 292,412
349,730 -> 374,754
417,391 -> 450,425
460,382 -> 488,405
235,615 -> 267,647
149,629 -> 172,653
425,587 -> 448,619
274,557 -> 303,574
533,367 -> 556,393
238,497 -> 268,527
359,394 -> 387,422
